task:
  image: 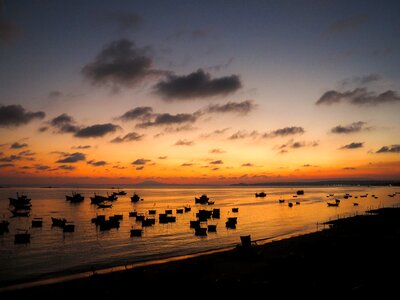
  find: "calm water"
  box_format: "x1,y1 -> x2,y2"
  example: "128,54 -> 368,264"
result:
1,185 -> 399,286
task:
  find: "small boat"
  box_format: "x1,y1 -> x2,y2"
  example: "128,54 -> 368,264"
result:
296,190 -> 304,195
66,192 -> 84,203
207,224 -> 217,232
195,227 -> 207,236
184,206 -> 191,212
32,218 -> 43,227
278,199 -> 285,203
165,209 -> 173,214
131,193 -> 140,203
353,203 -> 359,206
148,209 -> 156,215
295,201 -> 300,205
130,229 -> 142,237
90,194 -> 108,204
190,220 -> 200,229
232,207 -> 239,213
327,202 -> 339,207
63,222 -> 75,232
195,194 -> 209,204
97,202 -> 112,209
288,202 -> 293,208
176,209 -> 184,214
141,218 -> 155,227
0,220 -> 10,234
255,192 -> 266,198
14,232 -> 30,244
9,193 -> 31,205
212,208 -> 220,218
51,217 -> 67,227
129,211 -> 137,217
113,190 -> 127,196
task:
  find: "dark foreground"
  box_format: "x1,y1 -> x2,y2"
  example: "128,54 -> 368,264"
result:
3,207 -> 400,297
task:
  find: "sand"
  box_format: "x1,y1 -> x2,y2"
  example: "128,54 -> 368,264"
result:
2,207 -> 400,297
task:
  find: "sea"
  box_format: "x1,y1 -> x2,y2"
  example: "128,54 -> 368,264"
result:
1,185 -> 399,287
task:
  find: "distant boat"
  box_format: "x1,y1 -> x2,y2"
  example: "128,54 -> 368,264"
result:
130,228 -> 142,237
296,190 -> 304,195
288,202 -> 293,208
63,222 -> 75,232
97,202 -> 112,209
0,220 -> 10,234
32,217 -> 43,227
353,203 -> 359,206
112,190 -> 127,196
51,217 -> 67,227
232,207 -> 239,213
255,192 -> 266,198
195,194 -> 209,204
66,192 -> 84,203
131,193 -> 140,203
327,202 -> 339,207
9,193 -> 31,205
278,199 -> 285,203
14,231 -> 30,244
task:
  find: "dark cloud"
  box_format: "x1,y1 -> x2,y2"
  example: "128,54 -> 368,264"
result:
0,155 -> 21,162
343,167 -> 356,170
110,132 -> 144,143
72,145 -> 91,149
82,39 -> 165,90
117,106 -> 153,121
211,167 -> 219,171
74,123 -> 120,138
56,152 -> 86,163
303,164 -> 317,167
0,104 -> 45,127
154,69 -> 241,100
137,112 -> 200,128
18,150 -> 35,157
181,163 -> 193,167
327,14 -> 368,34
104,11 -> 142,32
35,164 -> 50,171
131,158 -> 151,165
174,139 -> 194,146
38,126 -> 48,132
262,126 -> 305,138
241,163 -> 254,167
339,142 -> 364,150
48,91 -> 62,99
163,124 -> 197,133
209,148 -> 226,154
112,165 -> 126,169
228,130 -> 259,140
201,128 -> 230,138
277,140 -> 319,152
331,121 -> 368,134
210,160 -> 223,165
205,100 -> 256,115
135,166 -> 144,170
291,142 -> 305,149
0,163 -> 14,168
341,74 -> 381,87
57,165 -> 75,171
87,160 -> 107,166
376,145 -> 400,154
49,113 -> 80,133
316,88 -> 400,106
10,142 -> 28,149
158,156 -> 167,159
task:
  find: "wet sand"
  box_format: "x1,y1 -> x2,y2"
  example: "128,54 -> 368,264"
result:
2,207 -> 400,296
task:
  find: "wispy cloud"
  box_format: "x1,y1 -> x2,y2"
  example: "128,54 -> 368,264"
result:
117,106 -> 153,121
10,142 -> 28,149
330,121 -> 369,134
339,142 -> 364,149
110,132 -> 144,143
376,145 -> 400,153
262,126 -> 305,138
174,139 -> 194,146
205,100 -> 256,115
209,148 -> 226,154
87,160 -> 107,166
56,152 -> 86,163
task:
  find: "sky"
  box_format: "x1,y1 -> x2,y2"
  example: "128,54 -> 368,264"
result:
0,0 -> 399,185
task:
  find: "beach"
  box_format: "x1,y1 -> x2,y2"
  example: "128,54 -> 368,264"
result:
2,206 -> 400,296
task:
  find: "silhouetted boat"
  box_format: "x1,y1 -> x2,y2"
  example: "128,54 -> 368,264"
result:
66,192 -> 84,203
90,194 -> 108,204
184,206 -> 191,212
255,192 -> 266,198
176,208 -> 184,214
14,231 -> 30,244
327,202 -> 339,207
232,207 -> 239,212
0,220 -> 9,234
63,222 -> 75,232
353,202 -> 359,206
195,227 -> 207,236
207,224 -> 217,232
130,228 -> 142,237
113,190 -> 127,196
32,217 -> 43,227
129,211 -> 137,217
51,217 -> 67,227
278,199 -> 285,203
195,194 -> 209,204
97,202 -> 112,208
131,193 -> 140,202
288,202 -> 293,208
296,190 -> 304,195
9,193 -> 31,205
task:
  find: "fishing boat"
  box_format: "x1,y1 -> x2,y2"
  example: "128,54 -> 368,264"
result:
66,192 -> 84,202
51,217 -> 67,227
131,193 -> 140,203
255,192 -> 267,197
14,231 -> 30,244
195,194 -> 209,204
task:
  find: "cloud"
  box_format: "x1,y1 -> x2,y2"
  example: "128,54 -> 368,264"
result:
75,123 -> 120,138
241,163 -> 254,167
316,88 -> 400,106
135,166 -> 144,170
18,150 -> 35,157
262,126 -> 305,138
158,156 -> 167,159
205,100 -> 256,115
0,104 -> 45,127
48,91 -> 62,99
117,106 -> 153,122
57,165 -> 75,171
210,160 -> 223,165
112,165 -> 126,169
110,132 -> 144,143
154,69 -> 241,100
0,155 -> 21,162
87,160 -> 107,166
330,121 -> 368,134
343,167 -> 356,170
341,74 -> 381,87
104,11 -> 142,32
327,14 -> 368,34
206,58 -> 234,72
339,142 -> 364,150
201,128 -> 230,138
174,139 -> 194,146
56,152 -> 86,163
181,163 -> 193,167
303,164 -> 317,167
35,164 -> 50,170
0,163 -> 14,168
211,167 -> 219,171
376,145 -> 400,153
49,113 -> 80,133
10,142 -> 28,149
72,145 -> 91,149
228,130 -> 259,140
82,39 -> 165,90
137,112 -> 200,128
131,158 -> 151,165
209,148 -> 226,154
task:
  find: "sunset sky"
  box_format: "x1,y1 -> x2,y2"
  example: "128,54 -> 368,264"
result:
0,0 -> 399,185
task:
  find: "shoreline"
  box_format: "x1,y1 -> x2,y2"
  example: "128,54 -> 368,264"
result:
2,207 -> 400,295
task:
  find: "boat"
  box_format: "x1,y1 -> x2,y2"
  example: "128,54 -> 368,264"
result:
63,222 -> 75,232
32,217 -> 43,227
353,203 -> 359,206
129,211 -> 137,217
232,207 -> 239,212
195,194 -> 209,204
296,190 -> 304,195
14,231 -> 30,244
51,217 -> 67,227
90,194 -> 108,204
97,202 -> 112,208
9,193 -> 31,205
194,227 -> 207,236
112,190 -> 127,196
176,209 -> 184,214
131,193 -> 140,203
207,224 -> 217,232
288,202 -> 293,208
130,228 -> 142,237
66,192 -> 84,202
327,202 -> 339,207
255,192 -> 267,198
278,199 -> 285,203
0,220 -> 10,234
